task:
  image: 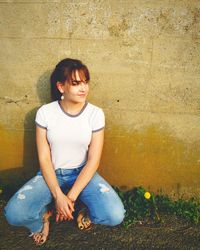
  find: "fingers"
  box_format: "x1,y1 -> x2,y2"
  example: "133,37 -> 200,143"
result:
68,200 -> 75,212
58,206 -> 74,219
56,210 -> 73,222
61,207 -> 73,220
56,212 -> 63,222
66,195 -> 75,212
59,214 -> 64,222
66,208 -> 74,220
56,206 -> 67,218
62,204 -> 74,220
56,213 -> 60,222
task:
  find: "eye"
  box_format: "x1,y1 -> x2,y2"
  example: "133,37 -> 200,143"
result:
71,80 -> 89,85
82,80 -> 89,85
72,81 -> 79,85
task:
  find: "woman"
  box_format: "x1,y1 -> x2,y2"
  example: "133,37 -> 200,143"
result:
4,58 -> 126,245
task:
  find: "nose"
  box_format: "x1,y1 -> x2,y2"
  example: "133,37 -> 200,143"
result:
80,82 -> 86,91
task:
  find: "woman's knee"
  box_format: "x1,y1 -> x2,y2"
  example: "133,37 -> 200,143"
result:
4,199 -> 30,226
106,206 -> 126,226
105,192 -> 126,226
93,203 -> 126,227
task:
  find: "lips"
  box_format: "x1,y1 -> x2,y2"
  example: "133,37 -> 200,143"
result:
77,94 -> 86,96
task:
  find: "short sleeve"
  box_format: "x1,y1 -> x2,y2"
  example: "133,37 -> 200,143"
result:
35,106 -> 47,129
91,108 -> 105,133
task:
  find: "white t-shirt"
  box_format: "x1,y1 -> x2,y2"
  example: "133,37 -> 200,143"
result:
35,100 -> 105,170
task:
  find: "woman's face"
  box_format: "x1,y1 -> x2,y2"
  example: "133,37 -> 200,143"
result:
58,70 -> 89,103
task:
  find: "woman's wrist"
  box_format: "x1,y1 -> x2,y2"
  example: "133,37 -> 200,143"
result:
53,186 -> 63,200
66,192 -> 76,203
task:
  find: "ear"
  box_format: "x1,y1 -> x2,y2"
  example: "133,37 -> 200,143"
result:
56,81 -> 64,94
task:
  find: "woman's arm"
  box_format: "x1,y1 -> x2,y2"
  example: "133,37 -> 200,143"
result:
36,126 -> 74,219
67,129 -> 104,201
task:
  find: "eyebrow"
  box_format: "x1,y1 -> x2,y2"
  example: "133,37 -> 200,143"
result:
72,79 -> 87,82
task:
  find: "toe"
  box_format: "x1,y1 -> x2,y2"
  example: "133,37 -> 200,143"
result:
33,233 -> 42,243
82,217 -> 91,229
78,221 -> 84,230
38,234 -> 47,245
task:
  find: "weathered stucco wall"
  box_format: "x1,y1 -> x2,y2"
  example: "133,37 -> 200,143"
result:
0,0 -> 200,198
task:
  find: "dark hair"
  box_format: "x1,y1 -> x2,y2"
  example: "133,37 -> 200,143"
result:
50,58 -> 90,101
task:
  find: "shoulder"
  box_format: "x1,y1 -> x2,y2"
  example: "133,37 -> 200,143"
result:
35,101 -> 58,129
86,102 -> 104,116
86,102 -> 105,131
37,101 -> 58,113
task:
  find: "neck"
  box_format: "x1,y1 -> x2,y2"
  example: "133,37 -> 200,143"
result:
59,99 -> 86,115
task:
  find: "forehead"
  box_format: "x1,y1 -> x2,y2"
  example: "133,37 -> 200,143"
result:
71,69 -> 86,81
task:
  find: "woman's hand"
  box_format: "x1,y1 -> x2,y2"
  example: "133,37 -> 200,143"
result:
56,209 -> 74,222
55,192 -> 75,222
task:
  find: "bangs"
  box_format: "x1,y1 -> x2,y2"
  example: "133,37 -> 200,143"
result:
69,66 -> 90,84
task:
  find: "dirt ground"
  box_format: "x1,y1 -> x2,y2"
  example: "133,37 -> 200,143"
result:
0,200 -> 199,250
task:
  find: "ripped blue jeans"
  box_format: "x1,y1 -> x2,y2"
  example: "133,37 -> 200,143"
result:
3,164 -> 126,234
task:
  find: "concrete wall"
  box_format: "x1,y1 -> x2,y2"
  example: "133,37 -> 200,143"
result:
0,0 -> 200,198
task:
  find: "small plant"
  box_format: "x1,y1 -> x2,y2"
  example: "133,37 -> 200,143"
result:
113,186 -> 200,228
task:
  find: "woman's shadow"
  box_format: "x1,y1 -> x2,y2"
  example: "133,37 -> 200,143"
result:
0,70 -> 52,199
23,69 -> 52,176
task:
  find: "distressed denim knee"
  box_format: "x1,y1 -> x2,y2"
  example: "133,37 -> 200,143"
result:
92,205 -> 126,226
3,173 -> 52,228
106,206 -> 126,226
4,201 -> 29,226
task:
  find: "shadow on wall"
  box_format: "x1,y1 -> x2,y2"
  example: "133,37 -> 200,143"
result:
0,70 -> 52,200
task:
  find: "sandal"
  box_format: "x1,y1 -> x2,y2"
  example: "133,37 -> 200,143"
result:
30,210 -> 53,246
77,208 -> 92,231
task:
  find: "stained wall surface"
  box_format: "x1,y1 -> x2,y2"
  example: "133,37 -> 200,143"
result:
0,0 -> 200,198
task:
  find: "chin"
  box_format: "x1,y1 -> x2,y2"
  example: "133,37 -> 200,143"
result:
78,97 -> 87,102
73,99 -> 86,104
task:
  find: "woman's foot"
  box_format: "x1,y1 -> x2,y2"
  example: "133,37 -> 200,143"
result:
32,210 -> 53,246
77,208 -> 92,231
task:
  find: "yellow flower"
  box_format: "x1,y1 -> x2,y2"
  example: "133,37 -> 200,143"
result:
0,189 -> 3,194
144,191 -> 151,199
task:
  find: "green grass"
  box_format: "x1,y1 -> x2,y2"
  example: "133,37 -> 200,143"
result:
113,186 -> 200,228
